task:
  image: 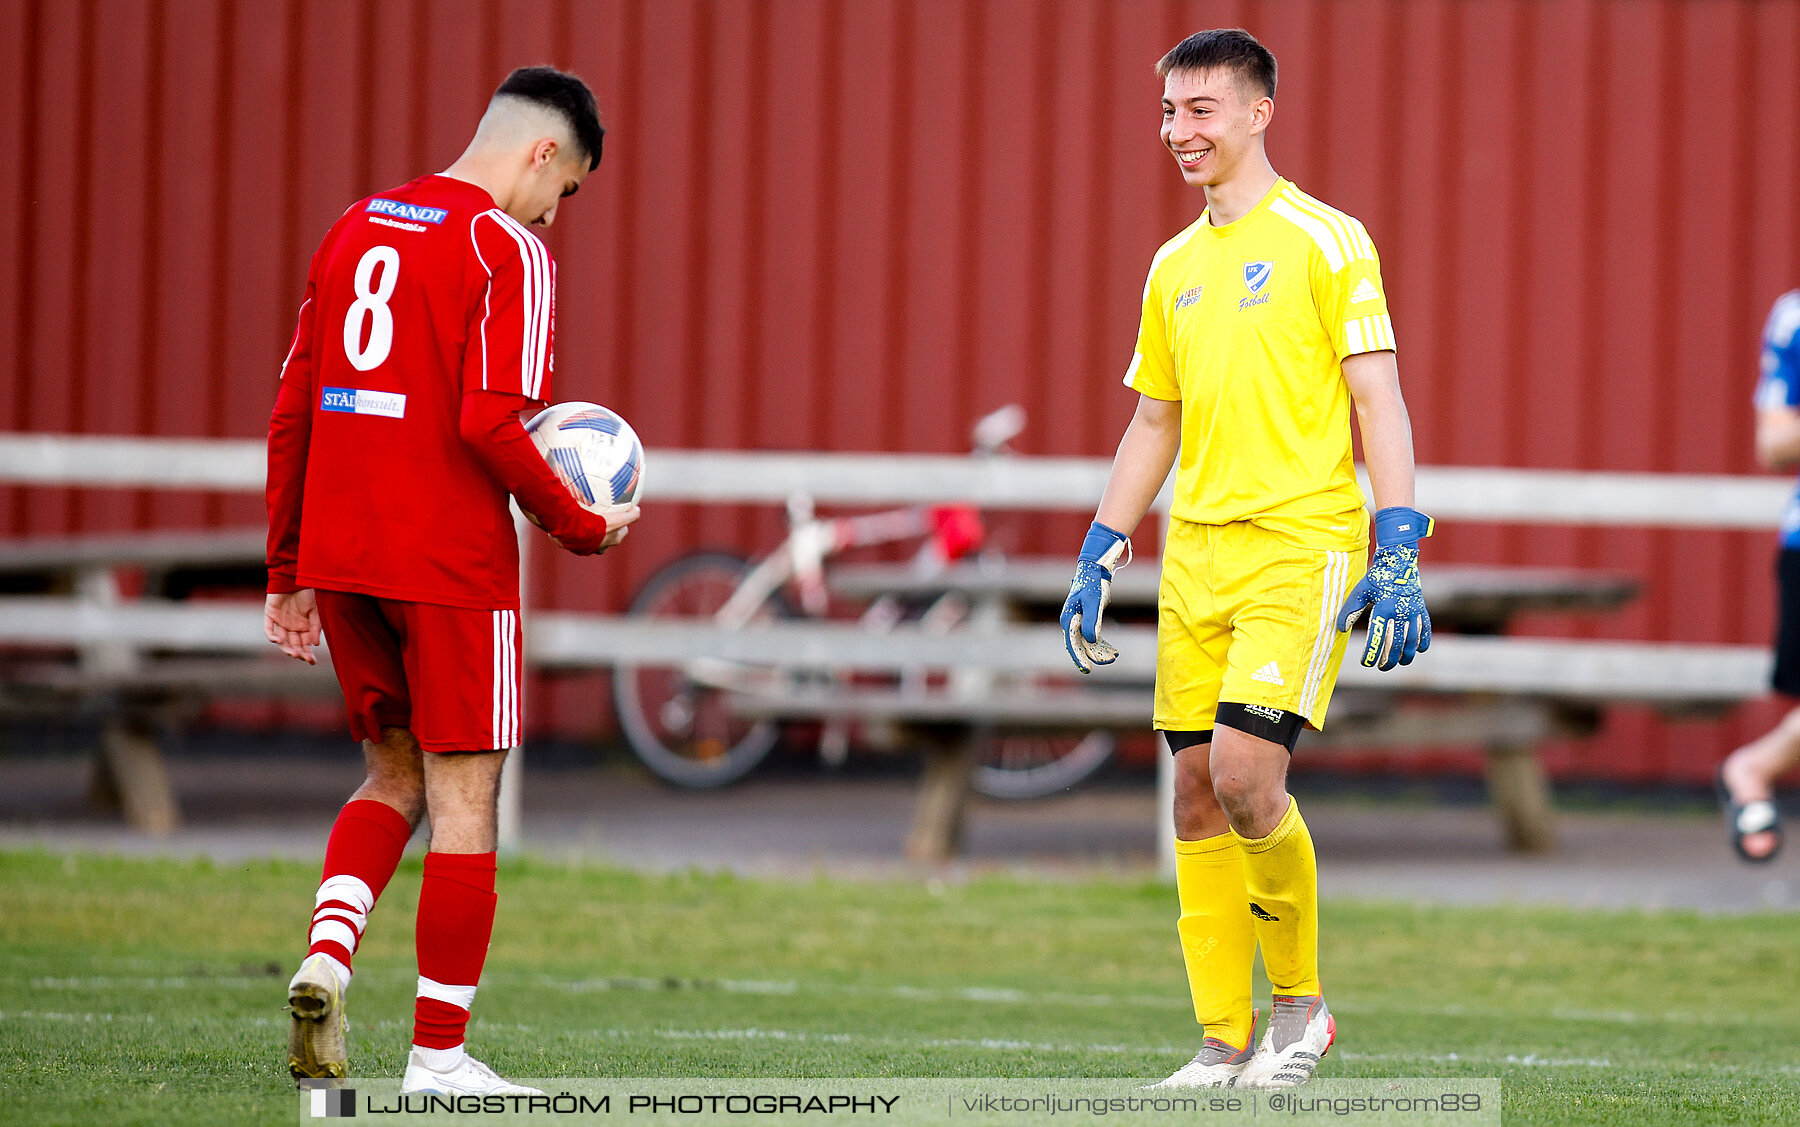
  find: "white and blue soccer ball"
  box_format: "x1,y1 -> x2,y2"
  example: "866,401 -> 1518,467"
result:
525,401 -> 645,512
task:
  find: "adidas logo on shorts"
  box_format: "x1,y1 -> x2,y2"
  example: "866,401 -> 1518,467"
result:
1251,661 -> 1285,686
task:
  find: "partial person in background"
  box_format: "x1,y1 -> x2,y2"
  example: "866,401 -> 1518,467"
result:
1059,29 -> 1430,1090
264,66 -> 637,1094
1718,288 -> 1800,863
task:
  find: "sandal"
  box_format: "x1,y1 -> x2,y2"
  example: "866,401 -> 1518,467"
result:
1716,766 -> 1783,864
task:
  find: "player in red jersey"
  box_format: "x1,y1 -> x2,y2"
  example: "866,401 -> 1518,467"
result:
264,66 -> 637,1096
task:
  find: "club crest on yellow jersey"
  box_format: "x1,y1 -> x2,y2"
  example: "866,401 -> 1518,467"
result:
1239,260 -> 1273,310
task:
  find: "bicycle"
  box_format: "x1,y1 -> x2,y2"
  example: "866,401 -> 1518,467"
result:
610,405 -> 1114,797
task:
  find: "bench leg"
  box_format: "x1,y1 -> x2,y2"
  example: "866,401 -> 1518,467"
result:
1484,742 -> 1554,853
905,729 -> 977,864
95,717 -> 181,836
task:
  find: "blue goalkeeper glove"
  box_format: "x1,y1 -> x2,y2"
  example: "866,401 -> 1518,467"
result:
1335,506 -> 1434,671
1061,521 -> 1130,675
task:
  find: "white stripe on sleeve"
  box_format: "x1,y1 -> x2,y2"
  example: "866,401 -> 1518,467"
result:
469,218 -> 495,390
1269,199 -> 1346,271
480,210 -> 554,398
278,299 -> 311,379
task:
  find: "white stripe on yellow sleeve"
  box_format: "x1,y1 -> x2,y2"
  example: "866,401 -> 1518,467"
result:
1373,314 -> 1395,351
1270,199 -> 1347,271
1282,190 -> 1361,267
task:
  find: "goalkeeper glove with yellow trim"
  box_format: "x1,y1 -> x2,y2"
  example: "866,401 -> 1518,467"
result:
1336,506 -> 1434,671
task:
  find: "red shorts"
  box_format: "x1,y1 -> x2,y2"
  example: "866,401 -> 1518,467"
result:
315,591 -> 522,752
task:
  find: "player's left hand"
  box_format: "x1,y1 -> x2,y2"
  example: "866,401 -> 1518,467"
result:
264,589 -> 321,665
1061,521 -> 1130,675
548,502 -> 639,555
1335,506 -> 1433,671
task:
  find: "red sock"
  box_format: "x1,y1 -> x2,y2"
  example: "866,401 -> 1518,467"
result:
412,851 -> 498,1050
307,799 -> 413,971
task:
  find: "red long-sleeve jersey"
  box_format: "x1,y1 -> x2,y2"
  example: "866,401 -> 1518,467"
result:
266,175 -> 610,610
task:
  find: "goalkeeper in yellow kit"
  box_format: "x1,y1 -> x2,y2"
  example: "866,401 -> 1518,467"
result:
1060,29 -> 1431,1090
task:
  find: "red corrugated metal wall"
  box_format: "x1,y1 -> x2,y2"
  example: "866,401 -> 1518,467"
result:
4,0 -> 1799,782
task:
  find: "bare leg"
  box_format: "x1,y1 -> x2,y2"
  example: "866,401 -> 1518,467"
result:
1721,704 -> 1800,860
1173,742 -> 1230,841
1207,726 -> 1292,839
349,727 -> 427,827
421,748 -> 507,853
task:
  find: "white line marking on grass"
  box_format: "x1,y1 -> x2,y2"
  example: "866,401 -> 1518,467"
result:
653,1027 -> 855,1044
1335,1050 -> 1614,1069
30,976 -> 271,990
517,974 -> 1186,1012
1296,1000 -> 1788,1029
0,1011 -> 148,1023
541,976 -> 802,995
516,974 -> 1800,1033
0,1010 -> 279,1026
635,1029 -> 1628,1066
352,1020 -> 1800,1078
508,1023 -> 1183,1058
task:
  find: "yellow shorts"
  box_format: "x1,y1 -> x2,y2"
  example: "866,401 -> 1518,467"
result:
1154,519 -> 1367,733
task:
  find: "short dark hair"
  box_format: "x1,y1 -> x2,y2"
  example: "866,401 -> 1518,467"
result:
494,65 -> 604,170
1155,29 -> 1276,100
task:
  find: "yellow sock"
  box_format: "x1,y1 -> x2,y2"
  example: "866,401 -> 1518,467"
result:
1174,832 -> 1257,1049
1232,796 -> 1321,997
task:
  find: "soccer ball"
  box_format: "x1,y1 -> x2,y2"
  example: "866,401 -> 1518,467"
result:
525,401 -> 645,512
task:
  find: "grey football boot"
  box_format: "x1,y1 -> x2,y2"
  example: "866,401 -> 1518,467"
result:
1240,994 -> 1334,1088
1149,1011 -> 1257,1089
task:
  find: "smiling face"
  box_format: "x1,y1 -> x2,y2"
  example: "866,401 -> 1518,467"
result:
1160,66 -> 1272,190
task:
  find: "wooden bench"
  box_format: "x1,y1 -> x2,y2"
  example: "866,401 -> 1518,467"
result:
0,581 -> 1767,854
726,686 -> 1574,860
814,558 -> 1646,856
0,526 -> 265,577
0,434 -> 1785,861
0,585 -> 336,836
827,560 -> 1641,634
525,615 -> 1769,858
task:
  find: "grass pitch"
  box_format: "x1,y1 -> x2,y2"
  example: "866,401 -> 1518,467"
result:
2,850 -> 1797,1126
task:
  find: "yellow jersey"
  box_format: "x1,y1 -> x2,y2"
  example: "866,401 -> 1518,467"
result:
1125,178 -> 1392,551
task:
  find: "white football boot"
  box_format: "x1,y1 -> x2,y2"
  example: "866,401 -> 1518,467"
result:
287,953 -> 348,1080
1240,994 -> 1335,1088
401,1049 -> 544,1097
1149,1013 -> 1257,1089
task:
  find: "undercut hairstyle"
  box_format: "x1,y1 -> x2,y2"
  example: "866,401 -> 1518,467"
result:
493,65 -> 605,170
1155,29 -> 1277,100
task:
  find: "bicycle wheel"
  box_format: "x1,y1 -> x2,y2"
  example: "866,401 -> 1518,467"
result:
972,729 -> 1116,799
612,550 -> 786,787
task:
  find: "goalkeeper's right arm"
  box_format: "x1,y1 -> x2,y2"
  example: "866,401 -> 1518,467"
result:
1094,393 -> 1182,536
